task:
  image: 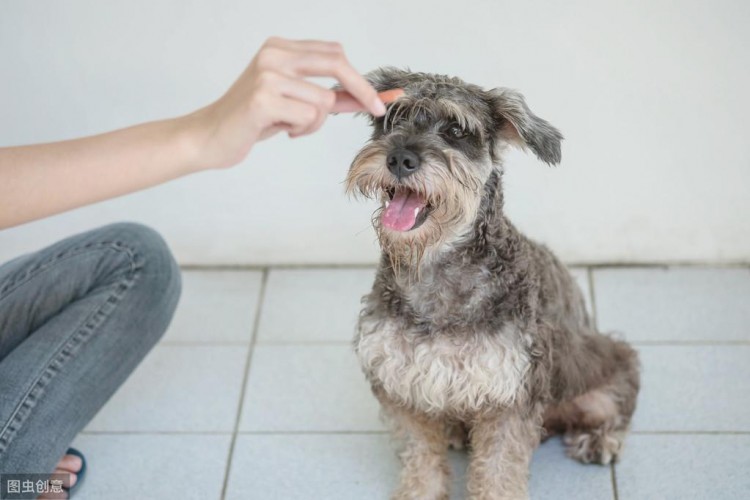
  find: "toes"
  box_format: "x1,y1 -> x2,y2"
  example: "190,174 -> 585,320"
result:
53,468 -> 78,488
57,453 -> 83,473
564,430 -> 624,465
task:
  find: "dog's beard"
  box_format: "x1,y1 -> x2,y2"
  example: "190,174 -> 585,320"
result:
346,142 -> 486,273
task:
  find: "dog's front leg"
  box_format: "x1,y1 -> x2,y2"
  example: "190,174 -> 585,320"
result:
378,395 -> 450,500
467,408 -> 543,500
392,413 -> 450,500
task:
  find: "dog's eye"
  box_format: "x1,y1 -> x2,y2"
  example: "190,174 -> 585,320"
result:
445,123 -> 468,139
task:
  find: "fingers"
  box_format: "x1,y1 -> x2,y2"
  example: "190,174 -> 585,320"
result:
265,95 -> 321,138
274,83 -> 403,136
258,84 -> 401,140
276,77 -> 336,135
264,36 -> 343,54
331,90 -> 363,113
255,37 -> 384,116
291,51 -> 384,116
277,77 -> 337,109
332,89 -> 405,114
247,37 -> 388,144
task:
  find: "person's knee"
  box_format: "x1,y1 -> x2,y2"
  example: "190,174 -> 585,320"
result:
114,221 -> 181,300
102,222 -> 182,335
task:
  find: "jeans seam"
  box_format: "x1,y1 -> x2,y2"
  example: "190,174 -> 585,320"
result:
0,243 -> 143,454
0,241 -> 138,304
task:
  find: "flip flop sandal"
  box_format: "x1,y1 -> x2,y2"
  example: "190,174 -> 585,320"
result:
61,448 -> 86,498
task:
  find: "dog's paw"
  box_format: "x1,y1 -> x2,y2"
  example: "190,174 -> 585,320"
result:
564,429 -> 624,465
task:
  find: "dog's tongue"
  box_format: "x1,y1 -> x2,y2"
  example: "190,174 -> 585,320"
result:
382,189 -> 427,232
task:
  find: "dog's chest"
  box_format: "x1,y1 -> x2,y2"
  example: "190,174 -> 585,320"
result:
399,266 -> 494,324
355,315 -> 531,415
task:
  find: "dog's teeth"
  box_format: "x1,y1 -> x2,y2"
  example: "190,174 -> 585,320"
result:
414,207 -> 421,217
385,201 -> 390,208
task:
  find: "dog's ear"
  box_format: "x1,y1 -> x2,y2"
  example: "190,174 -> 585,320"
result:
364,66 -> 412,92
487,88 -> 563,165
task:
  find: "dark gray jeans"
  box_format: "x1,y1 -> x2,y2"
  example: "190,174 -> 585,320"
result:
0,223 -> 181,474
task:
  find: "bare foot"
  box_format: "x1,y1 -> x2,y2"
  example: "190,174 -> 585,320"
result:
38,453 -> 82,498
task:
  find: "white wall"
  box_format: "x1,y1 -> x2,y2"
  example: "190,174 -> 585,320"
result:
1,0 -> 748,265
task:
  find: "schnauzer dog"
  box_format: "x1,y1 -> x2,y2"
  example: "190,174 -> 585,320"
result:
346,68 -> 640,500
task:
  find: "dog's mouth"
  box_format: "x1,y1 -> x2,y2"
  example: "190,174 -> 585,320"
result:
382,187 -> 432,232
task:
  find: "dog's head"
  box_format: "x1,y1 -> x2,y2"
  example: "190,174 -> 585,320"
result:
346,67 -> 562,261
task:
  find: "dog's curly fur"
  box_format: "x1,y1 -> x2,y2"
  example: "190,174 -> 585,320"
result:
347,68 -> 640,500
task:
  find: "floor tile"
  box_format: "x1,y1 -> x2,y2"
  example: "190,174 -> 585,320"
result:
64,265 -> 749,498
226,434 -> 611,500
616,434 -> 750,500
593,267 -> 750,341
257,268 -> 375,343
225,434 -> 397,500
238,345 -> 382,432
164,270 -> 262,343
86,345 -> 247,432
448,450 -> 469,498
71,433 -> 231,500
449,438 -> 613,500
632,345 -> 750,431
530,438 -> 613,499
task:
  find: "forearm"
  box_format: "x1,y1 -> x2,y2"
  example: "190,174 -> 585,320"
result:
0,116 -> 199,229
0,38 -> 384,230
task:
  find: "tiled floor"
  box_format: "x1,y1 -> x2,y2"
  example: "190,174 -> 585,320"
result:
72,265 -> 750,500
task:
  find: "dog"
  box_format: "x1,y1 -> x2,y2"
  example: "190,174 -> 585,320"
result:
346,68 -> 640,500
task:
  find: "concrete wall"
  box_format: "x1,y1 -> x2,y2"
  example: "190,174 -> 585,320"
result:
1,0 -> 748,264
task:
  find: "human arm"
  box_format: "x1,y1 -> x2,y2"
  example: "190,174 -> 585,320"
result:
0,37 -> 385,229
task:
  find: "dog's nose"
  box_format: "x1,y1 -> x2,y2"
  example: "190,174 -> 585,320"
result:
387,149 -> 421,179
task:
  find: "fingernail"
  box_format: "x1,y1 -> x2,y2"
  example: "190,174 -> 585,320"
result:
372,98 -> 387,116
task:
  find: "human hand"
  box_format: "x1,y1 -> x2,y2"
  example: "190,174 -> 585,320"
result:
185,37 -> 386,170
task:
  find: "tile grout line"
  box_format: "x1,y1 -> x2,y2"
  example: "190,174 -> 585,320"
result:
255,340 -> 352,346
631,430 -> 750,435
237,430 -> 389,435
159,339 -> 750,347
219,267 -> 270,500
630,340 -> 750,346
178,262 -> 750,271
159,341 -> 251,346
180,263 -> 377,271
610,462 -> 619,500
158,339 -> 750,348
80,430 -> 234,435
77,429 -> 750,436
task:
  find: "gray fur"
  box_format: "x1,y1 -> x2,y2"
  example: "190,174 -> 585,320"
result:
365,66 -> 563,165
347,68 -> 640,499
